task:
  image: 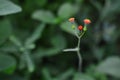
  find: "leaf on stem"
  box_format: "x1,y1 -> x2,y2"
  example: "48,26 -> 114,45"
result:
96,56 -> 120,78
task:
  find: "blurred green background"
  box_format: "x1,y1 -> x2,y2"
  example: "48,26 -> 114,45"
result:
0,0 -> 120,80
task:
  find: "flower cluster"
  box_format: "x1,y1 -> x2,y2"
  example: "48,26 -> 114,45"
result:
69,18 -> 91,31
69,17 -> 91,37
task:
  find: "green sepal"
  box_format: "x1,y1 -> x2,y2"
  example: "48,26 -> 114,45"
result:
72,25 -> 75,29
83,26 -> 87,31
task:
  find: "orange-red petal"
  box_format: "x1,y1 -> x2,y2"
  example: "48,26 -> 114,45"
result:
84,19 -> 91,24
69,18 -> 75,22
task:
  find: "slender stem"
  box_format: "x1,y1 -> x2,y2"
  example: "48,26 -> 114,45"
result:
80,31 -> 85,38
75,30 -> 79,38
77,37 -> 82,71
72,24 -> 79,39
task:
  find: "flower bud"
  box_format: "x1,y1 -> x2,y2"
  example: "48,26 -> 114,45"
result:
78,25 -> 83,30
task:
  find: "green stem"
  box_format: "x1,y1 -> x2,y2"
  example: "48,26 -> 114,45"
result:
80,31 -> 85,38
77,37 -> 82,71
63,29 -> 86,72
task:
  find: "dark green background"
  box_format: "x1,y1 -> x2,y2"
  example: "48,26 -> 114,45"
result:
0,0 -> 120,80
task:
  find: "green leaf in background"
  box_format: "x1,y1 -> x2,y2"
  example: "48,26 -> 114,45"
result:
90,0 -> 102,12
42,68 -> 52,80
19,51 -> 35,73
9,35 -> 22,48
0,41 -> 18,53
25,23 -> 45,49
33,34 -> 66,58
102,22 -> 116,42
100,0 -> 120,20
96,56 -> 120,78
0,54 -> 16,72
58,3 -> 78,19
0,19 -> 12,45
24,51 -> 35,73
32,10 -> 56,24
93,47 -> 105,60
56,68 -> 74,80
73,73 -> 95,80
0,0 -> 22,16
86,65 -> 108,80
3,65 -> 16,74
60,21 -> 77,36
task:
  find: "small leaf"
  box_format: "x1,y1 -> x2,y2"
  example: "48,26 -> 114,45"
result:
0,54 -> 16,72
73,73 -> 95,80
96,56 -> 120,78
24,51 -> 35,72
0,0 -> 22,16
58,3 -> 78,19
32,10 -> 56,24
0,19 -> 12,45
25,23 -> 45,47
9,35 -> 22,48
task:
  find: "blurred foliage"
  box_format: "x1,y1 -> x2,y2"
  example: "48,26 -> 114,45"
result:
0,0 -> 120,80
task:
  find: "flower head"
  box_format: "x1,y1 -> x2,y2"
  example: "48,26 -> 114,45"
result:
69,18 -> 75,23
78,25 -> 83,30
84,19 -> 91,24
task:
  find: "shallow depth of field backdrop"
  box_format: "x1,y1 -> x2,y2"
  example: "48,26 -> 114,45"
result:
0,0 -> 120,80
